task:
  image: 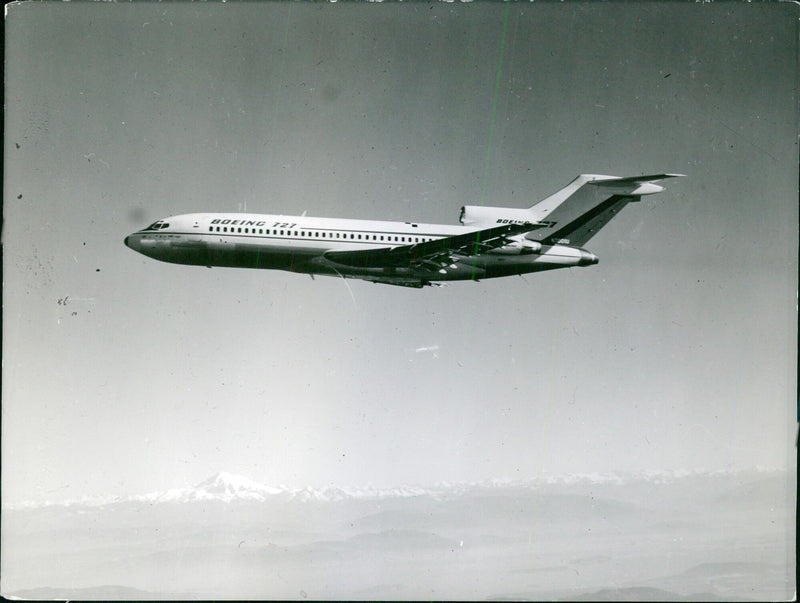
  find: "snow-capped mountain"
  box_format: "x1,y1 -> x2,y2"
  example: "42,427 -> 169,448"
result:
135,472 -> 285,504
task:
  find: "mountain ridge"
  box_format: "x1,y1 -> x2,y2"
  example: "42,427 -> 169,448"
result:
4,466 -> 786,510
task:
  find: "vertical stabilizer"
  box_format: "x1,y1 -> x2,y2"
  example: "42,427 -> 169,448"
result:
526,174 -> 684,245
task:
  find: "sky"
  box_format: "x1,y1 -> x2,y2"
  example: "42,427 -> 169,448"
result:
3,1 -> 797,505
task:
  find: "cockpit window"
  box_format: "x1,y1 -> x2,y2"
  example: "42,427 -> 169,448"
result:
142,221 -> 169,231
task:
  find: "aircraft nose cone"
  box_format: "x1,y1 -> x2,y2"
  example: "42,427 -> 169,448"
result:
124,234 -> 140,252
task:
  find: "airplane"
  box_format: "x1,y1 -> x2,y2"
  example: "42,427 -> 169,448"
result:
124,173 -> 683,288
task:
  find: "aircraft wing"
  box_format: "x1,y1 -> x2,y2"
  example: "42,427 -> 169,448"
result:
323,223 -> 539,270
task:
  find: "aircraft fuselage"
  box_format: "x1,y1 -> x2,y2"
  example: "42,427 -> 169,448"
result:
124,212 -> 597,287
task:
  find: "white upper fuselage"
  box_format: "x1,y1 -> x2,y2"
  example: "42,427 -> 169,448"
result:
201,212 -> 466,249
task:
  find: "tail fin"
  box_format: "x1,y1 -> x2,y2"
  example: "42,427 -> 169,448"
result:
526,173 -> 684,246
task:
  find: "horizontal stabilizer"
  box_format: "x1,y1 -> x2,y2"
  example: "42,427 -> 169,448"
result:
590,173 -> 686,196
592,173 -> 686,184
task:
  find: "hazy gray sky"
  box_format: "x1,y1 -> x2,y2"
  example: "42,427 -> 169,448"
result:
3,2 -> 797,504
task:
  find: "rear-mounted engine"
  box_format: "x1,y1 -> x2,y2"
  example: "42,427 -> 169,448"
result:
487,241 -> 542,255
460,205 -> 536,227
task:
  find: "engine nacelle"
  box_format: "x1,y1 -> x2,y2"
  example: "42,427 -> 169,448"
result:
488,240 -> 542,255
460,205 -> 536,226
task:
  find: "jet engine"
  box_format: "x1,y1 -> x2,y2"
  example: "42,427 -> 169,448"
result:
488,240 -> 542,255
459,205 -> 536,227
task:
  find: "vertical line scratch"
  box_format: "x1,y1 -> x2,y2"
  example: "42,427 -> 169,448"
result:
481,0 -> 511,206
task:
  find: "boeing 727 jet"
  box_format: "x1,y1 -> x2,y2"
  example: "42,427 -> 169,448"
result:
124,173 -> 683,288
